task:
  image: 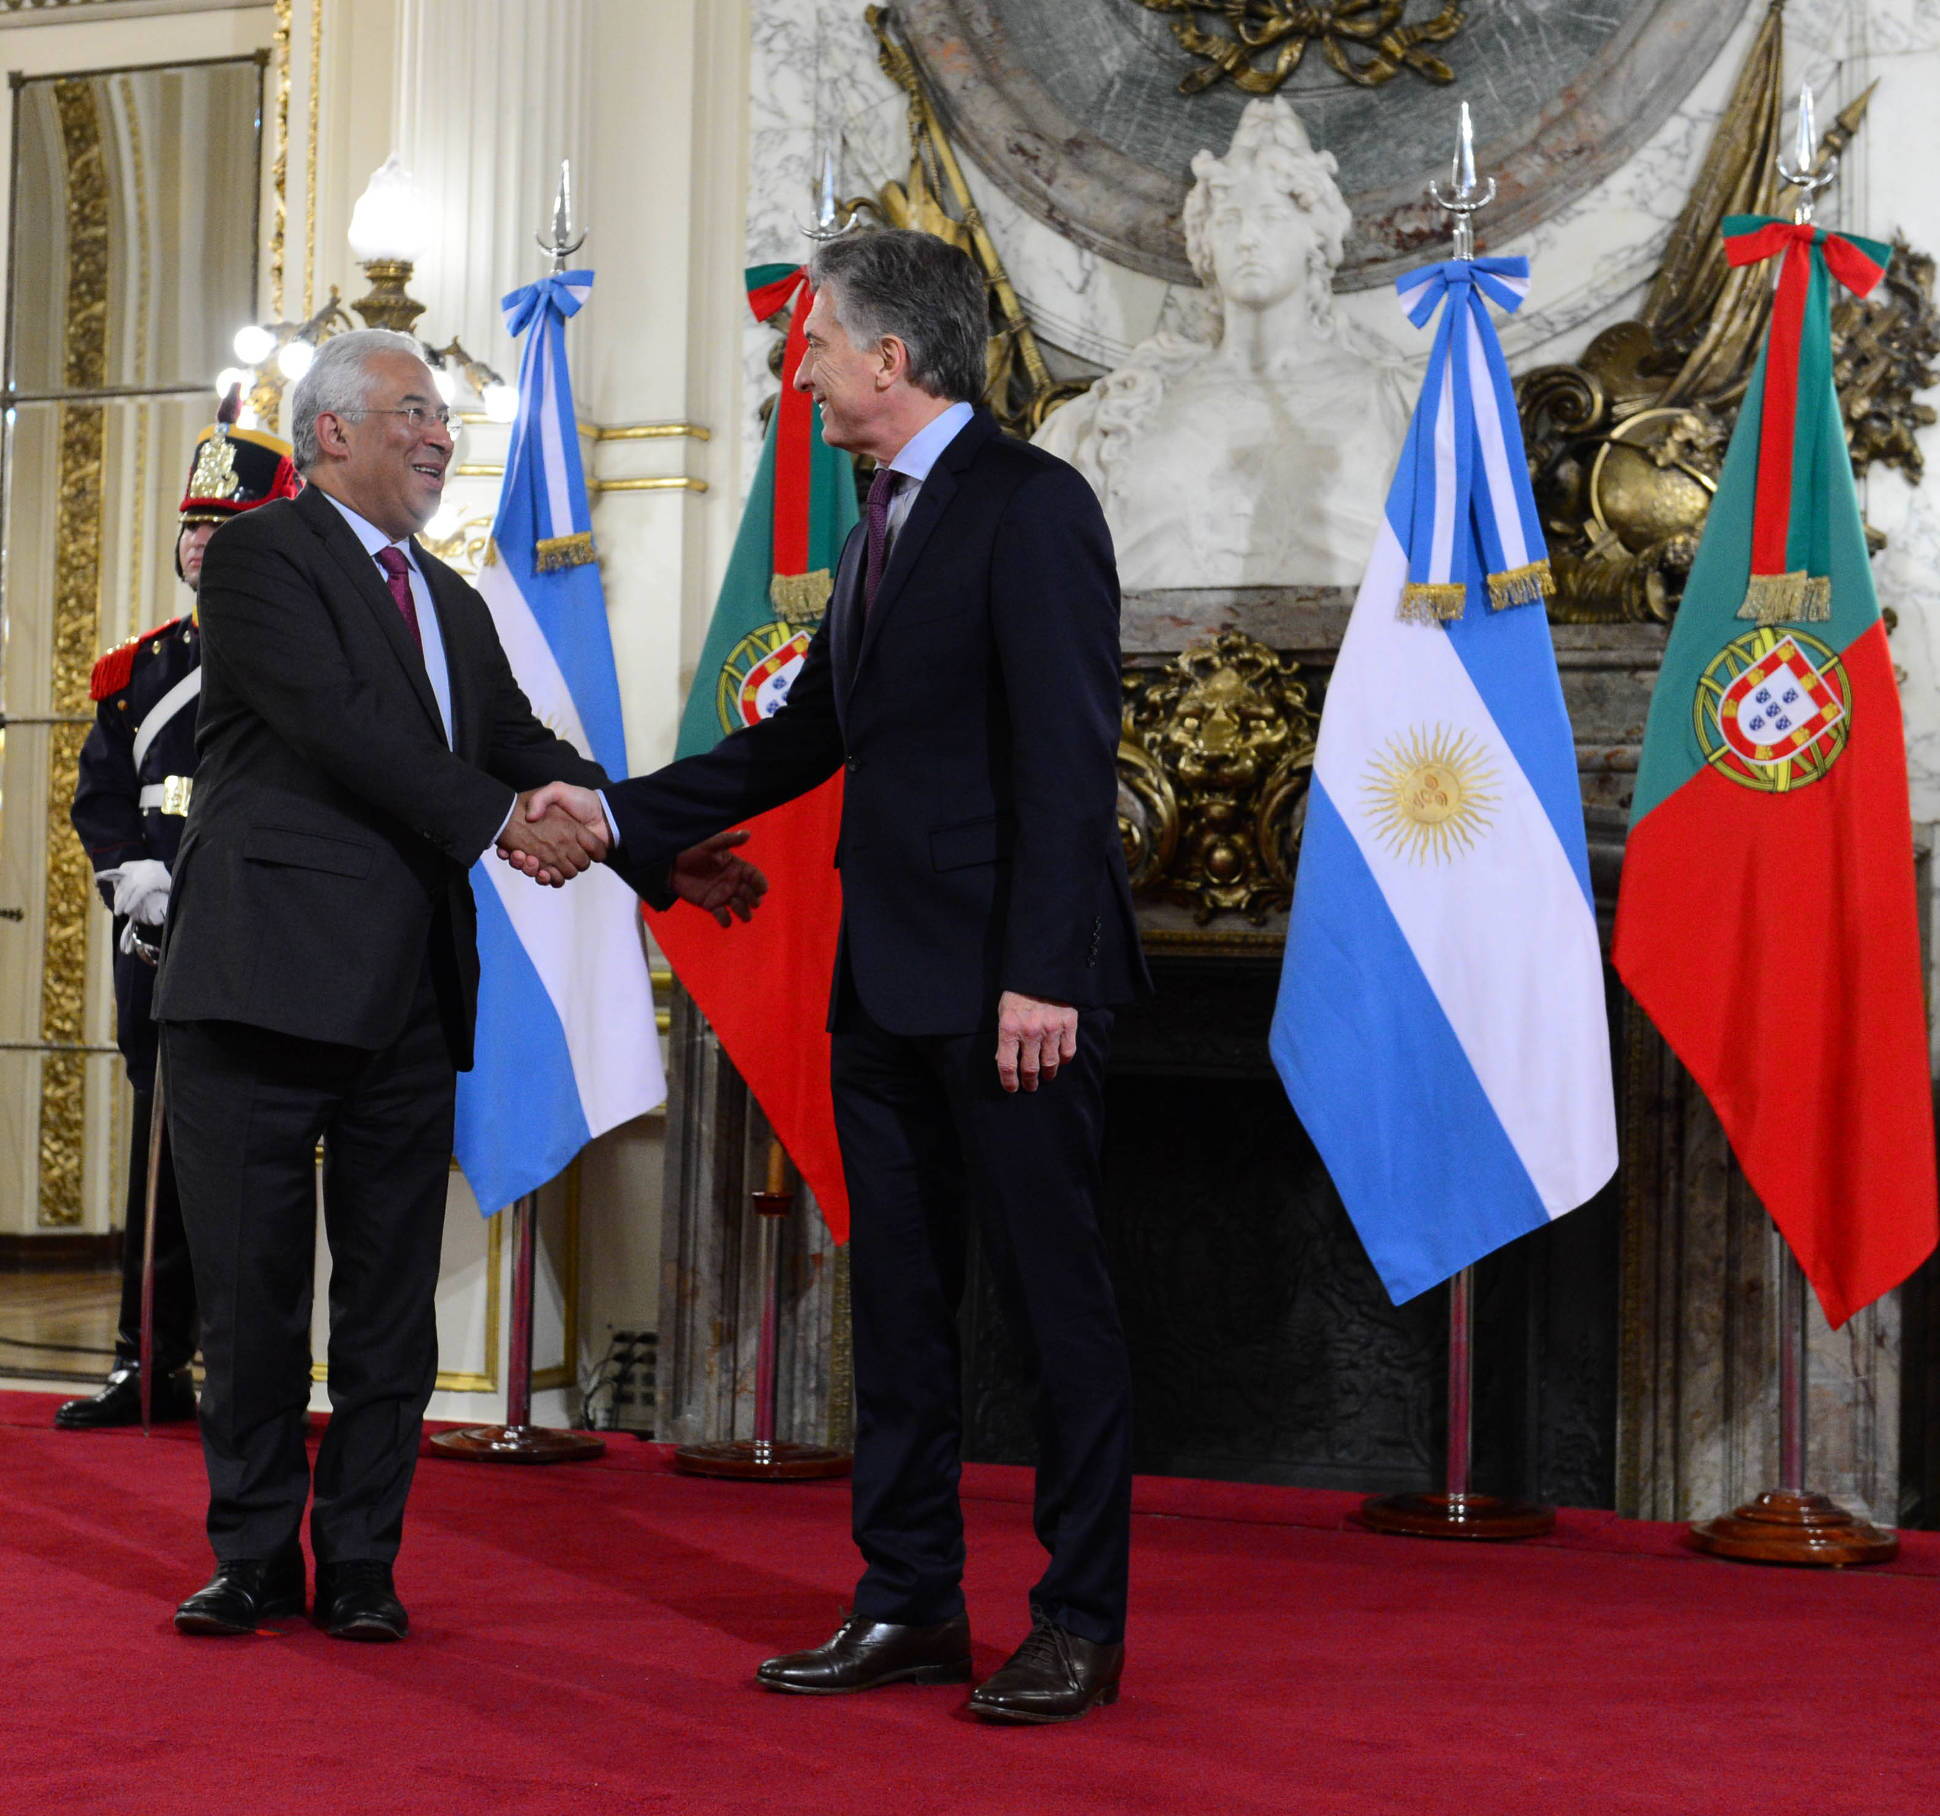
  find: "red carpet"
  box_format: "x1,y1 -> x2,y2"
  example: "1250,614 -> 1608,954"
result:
2,1389 -> 1936,1816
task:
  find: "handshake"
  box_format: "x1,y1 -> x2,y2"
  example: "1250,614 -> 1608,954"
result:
496,782 -> 768,929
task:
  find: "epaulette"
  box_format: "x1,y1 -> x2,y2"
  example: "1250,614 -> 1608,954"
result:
89,616 -> 185,701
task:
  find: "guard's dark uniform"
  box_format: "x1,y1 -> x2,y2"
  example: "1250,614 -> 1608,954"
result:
56,407 -> 300,1429
70,616 -> 203,1380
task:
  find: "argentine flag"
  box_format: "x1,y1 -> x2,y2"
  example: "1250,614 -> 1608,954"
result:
454,267 -> 664,1215
1271,256 -> 1616,1303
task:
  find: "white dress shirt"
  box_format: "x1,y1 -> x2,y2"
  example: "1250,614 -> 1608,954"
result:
321,491 -> 455,747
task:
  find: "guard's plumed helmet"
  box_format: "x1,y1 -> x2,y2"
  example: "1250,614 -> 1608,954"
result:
178,384 -> 301,527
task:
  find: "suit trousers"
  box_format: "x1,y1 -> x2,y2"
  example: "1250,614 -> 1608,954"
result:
833,993 -> 1132,1647
113,1085 -> 197,1375
162,964 -> 454,1566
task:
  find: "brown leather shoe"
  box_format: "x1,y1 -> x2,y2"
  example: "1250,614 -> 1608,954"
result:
756,1613 -> 972,1694
968,1616 -> 1123,1723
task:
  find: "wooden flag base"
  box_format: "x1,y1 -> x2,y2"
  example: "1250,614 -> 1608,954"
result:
430,1424 -> 606,1465
1688,1488 -> 1897,1567
671,1439 -> 851,1482
1360,1491 -> 1556,1541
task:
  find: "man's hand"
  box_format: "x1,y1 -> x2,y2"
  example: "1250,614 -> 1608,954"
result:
995,991 -> 1078,1094
497,783 -> 609,886
670,830 -> 768,927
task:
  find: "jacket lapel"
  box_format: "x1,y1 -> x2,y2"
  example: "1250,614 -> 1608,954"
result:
297,485 -> 443,739
851,408 -> 998,687
413,543 -> 472,755
828,521 -> 866,725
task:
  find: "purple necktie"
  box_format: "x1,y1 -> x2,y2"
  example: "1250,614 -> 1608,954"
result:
375,545 -> 423,651
863,467 -> 901,615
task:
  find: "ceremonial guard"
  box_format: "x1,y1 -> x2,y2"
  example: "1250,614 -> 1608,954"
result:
58,404 -> 300,1429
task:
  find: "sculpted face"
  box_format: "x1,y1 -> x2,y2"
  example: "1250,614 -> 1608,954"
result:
1203,166 -> 1320,311
315,349 -> 453,539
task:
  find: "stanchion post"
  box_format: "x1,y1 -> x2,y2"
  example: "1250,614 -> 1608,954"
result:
1689,1242 -> 1896,1564
672,1137 -> 850,1481
430,1189 -> 605,1465
1360,1265 -> 1555,1540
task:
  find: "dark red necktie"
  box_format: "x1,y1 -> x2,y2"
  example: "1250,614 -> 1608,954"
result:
863,467 -> 901,615
375,545 -> 423,650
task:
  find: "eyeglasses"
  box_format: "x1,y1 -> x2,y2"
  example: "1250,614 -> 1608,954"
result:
355,405 -> 453,431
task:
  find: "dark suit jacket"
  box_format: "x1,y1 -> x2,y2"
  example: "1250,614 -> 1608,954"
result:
154,482 -> 608,1068
606,408 -> 1149,1035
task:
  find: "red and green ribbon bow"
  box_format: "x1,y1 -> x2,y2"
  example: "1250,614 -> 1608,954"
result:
1722,213 -> 1890,623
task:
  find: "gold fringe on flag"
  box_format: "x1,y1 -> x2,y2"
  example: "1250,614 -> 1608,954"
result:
535,531 -> 597,572
1486,558 -> 1555,612
770,568 -> 834,624
1398,581 -> 1468,624
1737,570 -> 1831,623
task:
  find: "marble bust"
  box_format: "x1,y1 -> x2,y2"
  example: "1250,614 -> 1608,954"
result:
1036,98 -> 1412,590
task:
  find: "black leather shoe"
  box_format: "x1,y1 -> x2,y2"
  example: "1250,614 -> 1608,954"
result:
314,1560 -> 408,1641
968,1617 -> 1123,1723
174,1552 -> 306,1636
756,1613 -> 972,1694
55,1365 -> 196,1429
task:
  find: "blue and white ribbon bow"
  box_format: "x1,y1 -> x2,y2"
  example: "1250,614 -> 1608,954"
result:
500,268 -> 596,571
1391,256 -> 1552,622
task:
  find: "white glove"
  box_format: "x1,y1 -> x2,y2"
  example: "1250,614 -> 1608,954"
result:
109,857 -> 171,928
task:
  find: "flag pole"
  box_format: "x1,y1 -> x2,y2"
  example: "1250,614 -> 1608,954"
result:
431,1185 -> 605,1464
672,1137 -> 851,1480
1678,85 -> 1893,1566
1357,105 -> 1554,1542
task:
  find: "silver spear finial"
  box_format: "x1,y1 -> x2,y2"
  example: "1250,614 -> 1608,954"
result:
535,158 -> 587,271
1778,82 -> 1839,224
1428,101 -> 1496,260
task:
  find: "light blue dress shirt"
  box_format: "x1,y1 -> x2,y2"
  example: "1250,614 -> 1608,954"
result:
882,399 -> 975,540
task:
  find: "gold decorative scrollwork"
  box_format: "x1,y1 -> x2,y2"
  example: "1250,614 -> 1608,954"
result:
419,511 -> 495,579
38,78 -> 112,1227
1516,9 -> 1938,624
1118,633 -> 1317,924
1133,0 -> 1464,97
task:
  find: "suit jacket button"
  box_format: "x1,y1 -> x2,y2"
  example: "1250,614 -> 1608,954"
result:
844,755 -> 859,773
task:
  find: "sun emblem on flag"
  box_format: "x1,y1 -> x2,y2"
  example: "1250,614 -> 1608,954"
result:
1694,628 -> 1851,793
1364,725 -> 1500,864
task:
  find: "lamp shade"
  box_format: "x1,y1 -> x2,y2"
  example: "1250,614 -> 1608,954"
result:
347,154 -> 430,263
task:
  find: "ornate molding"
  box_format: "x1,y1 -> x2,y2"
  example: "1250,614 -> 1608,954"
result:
1118,632 -> 1317,925
1131,0 -> 1463,96
1516,11 -> 1938,624
38,79 -> 112,1227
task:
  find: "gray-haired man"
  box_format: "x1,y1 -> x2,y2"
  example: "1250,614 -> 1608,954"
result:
157,330 -> 760,1641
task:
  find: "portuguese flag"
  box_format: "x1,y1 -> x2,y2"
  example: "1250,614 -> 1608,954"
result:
644,264 -> 858,1239
1613,216 -> 1937,1328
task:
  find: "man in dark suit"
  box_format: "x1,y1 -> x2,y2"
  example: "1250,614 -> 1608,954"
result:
509,231 -> 1147,1722
62,414 -> 301,1430
157,329 -> 760,1641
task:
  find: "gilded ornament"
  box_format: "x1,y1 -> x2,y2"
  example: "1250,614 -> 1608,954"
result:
1117,633 -> 1317,923
1132,0 -> 1464,96
188,433 -> 241,503
38,77 -> 113,1228
1517,9 -> 1936,625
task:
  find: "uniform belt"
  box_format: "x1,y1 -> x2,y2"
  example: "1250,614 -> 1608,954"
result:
138,776 -> 194,816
